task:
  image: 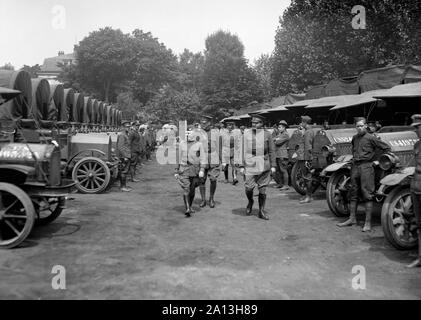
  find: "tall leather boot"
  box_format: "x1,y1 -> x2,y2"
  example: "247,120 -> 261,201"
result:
406,233 -> 421,268
120,175 -> 131,192
232,168 -> 238,185
337,201 -> 357,227
258,193 -> 269,220
199,185 -> 206,207
183,195 -> 191,217
130,166 -> 140,182
245,188 -> 254,215
362,201 -> 373,232
209,181 -> 217,208
188,190 -> 195,213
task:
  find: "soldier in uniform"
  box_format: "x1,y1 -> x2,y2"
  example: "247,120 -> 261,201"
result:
128,122 -> 141,182
337,117 -> 391,232
116,121 -> 132,192
297,115 -> 315,204
408,114 -> 421,268
272,120 -> 290,191
222,120 -> 240,185
174,127 -> 206,217
197,115 -> 222,208
240,114 -> 276,220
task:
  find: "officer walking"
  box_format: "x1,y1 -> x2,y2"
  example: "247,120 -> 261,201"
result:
197,115 -> 222,208
174,127 -> 206,217
297,116 -> 315,204
407,114 -> 421,268
272,120 -> 290,191
116,121 -> 132,192
222,120 -> 240,185
337,117 -> 391,232
240,114 -> 276,220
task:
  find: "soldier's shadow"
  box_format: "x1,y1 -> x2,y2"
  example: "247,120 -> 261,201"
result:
231,208 -> 258,217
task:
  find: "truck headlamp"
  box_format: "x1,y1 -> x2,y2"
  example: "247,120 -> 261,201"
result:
379,153 -> 398,171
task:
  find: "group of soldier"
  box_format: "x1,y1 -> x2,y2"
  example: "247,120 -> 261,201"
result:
172,113 -> 421,268
116,121 -> 156,192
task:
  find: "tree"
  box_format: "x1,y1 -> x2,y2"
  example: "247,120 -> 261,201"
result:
116,91 -> 142,120
74,27 -> 133,102
271,0 -> 421,95
253,54 -> 273,102
20,64 -> 41,78
0,63 -> 14,71
130,30 -> 179,105
143,86 -> 202,123
176,49 -> 205,91
200,30 -> 263,119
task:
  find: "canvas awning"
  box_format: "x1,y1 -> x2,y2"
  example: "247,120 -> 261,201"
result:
372,82 -> 421,98
358,65 -> 407,92
0,70 -> 32,120
330,89 -> 389,110
30,78 -> 51,121
0,87 -> 21,105
49,84 -> 64,121
305,95 -> 352,109
72,93 -> 84,123
63,88 -> 74,122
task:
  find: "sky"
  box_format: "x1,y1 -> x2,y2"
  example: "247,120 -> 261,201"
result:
0,0 -> 290,69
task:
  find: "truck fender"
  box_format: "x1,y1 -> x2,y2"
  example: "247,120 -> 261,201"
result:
323,161 -> 351,174
379,167 -> 415,186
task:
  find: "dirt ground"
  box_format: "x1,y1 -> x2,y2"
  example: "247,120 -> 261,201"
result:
0,157 -> 420,300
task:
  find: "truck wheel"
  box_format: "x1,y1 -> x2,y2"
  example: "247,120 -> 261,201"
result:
35,197 -> 65,226
326,170 -> 350,217
291,162 -> 306,195
0,183 -> 35,249
72,157 -> 111,194
381,186 -> 418,250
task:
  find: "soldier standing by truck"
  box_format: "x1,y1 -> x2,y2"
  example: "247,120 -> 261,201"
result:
116,121 -> 132,192
128,122 -> 141,182
337,117 -> 391,232
407,114 -> 421,268
272,120 -> 290,191
297,116 -> 315,204
240,114 -> 276,220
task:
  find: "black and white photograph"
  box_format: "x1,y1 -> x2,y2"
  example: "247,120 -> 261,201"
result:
0,0 -> 420,303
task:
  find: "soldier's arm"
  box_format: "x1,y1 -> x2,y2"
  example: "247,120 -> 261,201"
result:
274,133 -> 289,146
268,132 -> 277,168
372,135 -> 392,153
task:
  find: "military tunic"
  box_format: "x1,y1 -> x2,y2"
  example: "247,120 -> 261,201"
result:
242,128 -> 276,192
175,139 -> 206,195
350,132 -> 391,201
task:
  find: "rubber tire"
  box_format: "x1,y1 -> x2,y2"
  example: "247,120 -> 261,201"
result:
326,170 -> 350,217
36,197 -> 65,226
72,157 -> 111,194
0,183 -> 35,249
291,162 -> 306,196
381,186 -> 418,250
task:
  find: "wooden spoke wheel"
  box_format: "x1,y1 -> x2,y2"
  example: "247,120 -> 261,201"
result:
326,170 -> 351,217
34,196 -> 65,226
291,162 -> 306,195
0,183 -> 35,249
72,157 -> 111,194
381,187 -> 418,250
